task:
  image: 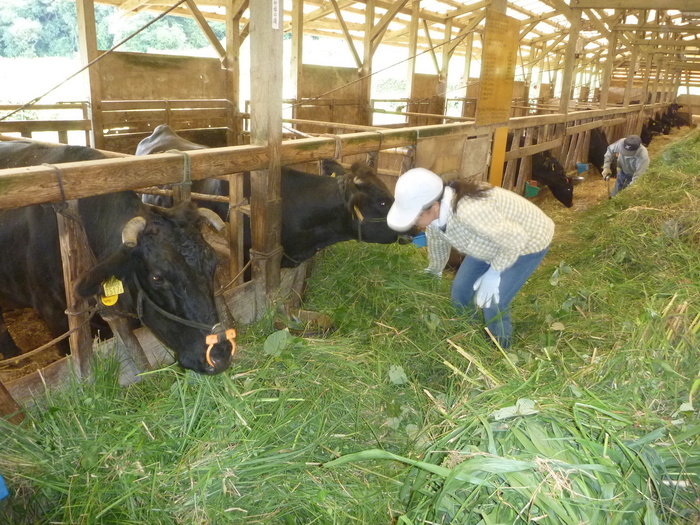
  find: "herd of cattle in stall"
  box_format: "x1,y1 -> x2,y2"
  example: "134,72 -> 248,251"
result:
0,104 -> 692,376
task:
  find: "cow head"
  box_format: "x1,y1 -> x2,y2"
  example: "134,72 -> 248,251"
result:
532,152 -> 573,208
339,162 -> 416,242
76,202 -> 234,375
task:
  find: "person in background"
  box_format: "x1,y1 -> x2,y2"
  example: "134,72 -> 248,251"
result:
387,168 -> 555,349
601,135 -> 650,196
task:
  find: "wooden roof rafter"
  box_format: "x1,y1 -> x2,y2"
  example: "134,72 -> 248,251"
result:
92,0 -> 700,87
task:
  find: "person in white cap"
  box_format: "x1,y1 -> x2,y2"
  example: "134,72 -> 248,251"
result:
601,135 -> 650,196
387,168 -> 554,348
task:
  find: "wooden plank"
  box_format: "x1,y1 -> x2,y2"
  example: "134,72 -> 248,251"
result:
102,100 -> 168,111
102,110 -> 167,126
98,52 -> 227,101
489,126 -> 509,186
185,0 -> 227,60
475,10 -> 520,126
249,0 -> 283,293
0,380 -> 24,424
571,0 -> 697,7
559,9 -> 581,114
5,356 -> 71,405
566,117 -> 627,135
76,0 -> 104,149
504,137 -> 564,161
0,103 -> 87,111
0,120 -> 92,133
105,317 -> 152,373
55,200 -> 94,378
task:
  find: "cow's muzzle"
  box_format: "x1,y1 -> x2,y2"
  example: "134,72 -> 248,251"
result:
205,324 -> 237,369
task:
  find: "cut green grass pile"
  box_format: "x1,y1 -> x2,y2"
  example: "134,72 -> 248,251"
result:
2,130 -> 700,524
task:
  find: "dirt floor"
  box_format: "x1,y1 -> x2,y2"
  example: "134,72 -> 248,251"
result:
0,125 -> 695,385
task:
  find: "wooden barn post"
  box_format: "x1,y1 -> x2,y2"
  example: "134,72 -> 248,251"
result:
599,24 -> 617,109
406,0 -> 419,114
475,3 -> 519,188
290,0 -> 303,106
360,0 -> 375,126
558,9 -> 582,115
225,0 -> 247,285
249,1 -> 283,294
76,0 -> 105,150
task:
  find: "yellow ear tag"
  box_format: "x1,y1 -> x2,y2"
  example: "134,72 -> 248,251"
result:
101,276 -> 124,306
101,295 -> 119,306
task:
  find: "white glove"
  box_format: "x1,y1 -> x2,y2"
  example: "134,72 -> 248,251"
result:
473,267 -> 501,308
601,167 -> 611,180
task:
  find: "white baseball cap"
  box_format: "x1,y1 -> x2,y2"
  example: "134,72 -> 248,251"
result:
387,168 -> 444,232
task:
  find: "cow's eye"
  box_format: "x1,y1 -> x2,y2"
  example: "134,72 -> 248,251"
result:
378,199 -> 388,207
151,274 -> 165,285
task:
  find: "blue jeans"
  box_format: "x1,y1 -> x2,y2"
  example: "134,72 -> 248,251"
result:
450,248 -> 549,348
612,170 -> 632,196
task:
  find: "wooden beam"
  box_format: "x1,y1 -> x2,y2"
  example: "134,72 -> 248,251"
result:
545,0 -> 572,21
583,8 -> 610,37
330,0 -> 362,69
617,24 -> 700,32
76,0 -> 104,149
371,0 -> 409,47
631,38 -> 700,46
290,0 -> 303,97
571,0 -> 699,8
249,0 -> 283,294
116,0 -> 151,14
185,0 -> 226,60
421,19 -> 440,75
446,11 -> 485,57
559,9 -> 582,114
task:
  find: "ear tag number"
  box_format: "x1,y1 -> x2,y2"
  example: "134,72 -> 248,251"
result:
101,276 -> 124,306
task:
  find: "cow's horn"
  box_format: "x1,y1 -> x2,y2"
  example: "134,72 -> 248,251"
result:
122,216 -> 147,247
198,208 -> 226,232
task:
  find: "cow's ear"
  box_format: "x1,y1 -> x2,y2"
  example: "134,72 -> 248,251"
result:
76,247 -> 135,297
350,162 -> 374,184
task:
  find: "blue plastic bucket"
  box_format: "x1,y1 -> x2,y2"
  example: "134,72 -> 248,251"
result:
577,162 -> 589,174
412,232 -> 427,247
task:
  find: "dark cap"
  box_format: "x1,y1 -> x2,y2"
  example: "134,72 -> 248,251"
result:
621,135 -> 642,156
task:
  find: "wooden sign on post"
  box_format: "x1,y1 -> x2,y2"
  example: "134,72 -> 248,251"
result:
475,10 -> 520,187
475,10 -> 520,127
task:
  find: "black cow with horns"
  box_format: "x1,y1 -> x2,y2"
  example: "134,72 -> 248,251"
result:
0,140 -> 234,375
136,124 -> 410,267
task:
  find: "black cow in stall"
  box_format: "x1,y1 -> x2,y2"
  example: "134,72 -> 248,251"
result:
135,125 -> 410,267
640,122 -> 653,147
662,103 -> 691,129
506,133 -> 573,208
136,124 -> 229,220
587,127 -> 622,178
0,141 -> 233,375
588,127 -> 608,174
648,111 -> 672,136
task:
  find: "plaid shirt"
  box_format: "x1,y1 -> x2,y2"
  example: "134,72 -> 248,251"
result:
425,186 -> 555,273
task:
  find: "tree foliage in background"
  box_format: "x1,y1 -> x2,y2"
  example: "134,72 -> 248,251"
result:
0,0 -> 225,58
